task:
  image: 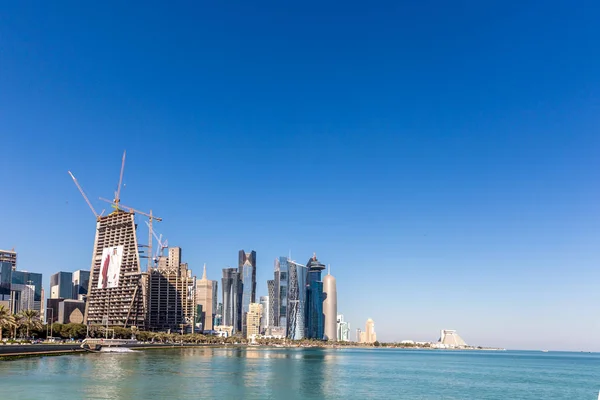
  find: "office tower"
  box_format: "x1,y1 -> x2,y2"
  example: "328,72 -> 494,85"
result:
359,319 -> 376,344
267,280 -> 275,327
239,250 -> 256,336
305,253 -> 325,340
214,302 -> 223,327
195,264 -> 215,331
58,300 -> 85,324
287,259 -> 307,340
50,271 -> 73,299
222,267 -> 242,332
322,266 -> 337,341
84,210 -> 147,329
259,296 -> 269,333
72,270 -> 90,300
246,302 -> 262,338
272,257 -> 289,335
337,314 -> 350,342
148,247 -> 196,332
0,249 -> 17,271
10,270 -> 42,314
211,280 -> 218,328
0,262 -> 12,308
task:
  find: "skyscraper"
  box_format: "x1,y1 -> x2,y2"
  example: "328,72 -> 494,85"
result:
72,270 -> 90,300
211,280 -> 218,328
259,296 -> 269,333
0,261 -> 12,308
10,270 -> 42,314
195,264 -> 215,331
239,250 -> 256,336
147,247 -> 196,332
222,267 -> 242,332
305,253 -> 325,340
246,302 -> 262,338
287,259 -> 307,340
50,271 -> 73,299
337,314 -> 350,342
267,279 -> 275,327
0,249 -> 17,271
84,210 -> 146,329
322,266 -> 337,341
359,319 -> 377,344
271,257 -> 289,336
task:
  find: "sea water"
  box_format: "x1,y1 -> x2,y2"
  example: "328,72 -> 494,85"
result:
0,347 -> 598,399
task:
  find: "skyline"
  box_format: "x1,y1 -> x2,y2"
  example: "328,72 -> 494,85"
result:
1,1 -> 600,351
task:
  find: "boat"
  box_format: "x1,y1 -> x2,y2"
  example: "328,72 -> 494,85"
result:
81,338 -> 138,352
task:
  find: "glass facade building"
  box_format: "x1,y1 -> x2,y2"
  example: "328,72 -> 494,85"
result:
222,268 -> 242,332
11,270 -> 43,313
287,260 -> 308,340
50,271 -> 73,299
72,270 -> 90,300
239,250 -> 256,335
305,254 -> 325,340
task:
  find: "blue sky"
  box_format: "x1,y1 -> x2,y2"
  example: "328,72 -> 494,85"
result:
1,1 -> 600,350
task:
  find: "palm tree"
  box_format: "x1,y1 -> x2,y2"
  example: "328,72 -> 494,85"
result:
18,310 -> 42,339
0,305 -> 15,342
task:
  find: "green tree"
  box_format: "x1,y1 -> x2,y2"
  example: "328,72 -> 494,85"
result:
18,310 -> 42,338
0,305 -> 15,342
373,341 -> 381,347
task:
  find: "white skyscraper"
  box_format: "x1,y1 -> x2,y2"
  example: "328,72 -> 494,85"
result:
322,265 -> 337,341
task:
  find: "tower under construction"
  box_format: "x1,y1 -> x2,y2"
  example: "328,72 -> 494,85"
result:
147,247 -> 196,332
84,210 -> 147,329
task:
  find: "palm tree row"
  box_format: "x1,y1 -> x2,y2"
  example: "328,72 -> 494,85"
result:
0,305 -> 42,340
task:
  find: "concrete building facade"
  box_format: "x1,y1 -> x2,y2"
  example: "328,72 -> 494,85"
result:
195,264 -> 215,331
322,267 -> 337,341
246,302 -> 262,338
0,249 -> 17,271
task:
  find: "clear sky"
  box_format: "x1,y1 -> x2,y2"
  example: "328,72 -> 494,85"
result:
1,1 -> 599,351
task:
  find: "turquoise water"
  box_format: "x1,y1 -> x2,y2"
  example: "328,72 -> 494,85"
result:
0,348 -> 598,399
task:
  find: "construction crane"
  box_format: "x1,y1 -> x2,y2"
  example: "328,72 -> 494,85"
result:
68,171 -> 99,220
112,150 -> 126,210
145,221 -> 168,266
99,197 -> 162,271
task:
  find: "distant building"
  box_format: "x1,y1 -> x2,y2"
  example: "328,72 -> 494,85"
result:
46,298 -> 63,323
322,266 -> 337,341
438,330 -> 467,348
147,247 -> 196,332
211,281 -> 218,328
196,264 -> 215,331
337,314 -> 350,342
215,325 -> 233,338
259,296 -> 269,333
50,271 -> 73,300
246,302 -> 262,338
273,257 -> 288,336
0,262 -> 12,307
72,270 -> 90,300
214,302 -> 223,327
222,267 -> 242,333
58,300 -> 85,324
239,250 -> 257,336
359,318 -> 377,344
0,249 -> 17,271
11,270 -> 42,314
267,279 -> 276,327
306,254 -> 325,340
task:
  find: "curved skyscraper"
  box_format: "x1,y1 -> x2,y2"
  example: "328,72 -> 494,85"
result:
305,253 -> 325,340
322,266 -> 337,341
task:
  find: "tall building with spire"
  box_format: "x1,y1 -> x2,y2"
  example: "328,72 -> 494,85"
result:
239,250 -> 256,336
305,253 -> 325,340
322,265 -> 337,341
196,264 -> 216,331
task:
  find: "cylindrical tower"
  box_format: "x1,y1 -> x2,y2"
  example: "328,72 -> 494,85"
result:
323,268 -> 337,341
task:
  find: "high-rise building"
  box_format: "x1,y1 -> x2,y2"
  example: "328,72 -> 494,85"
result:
147,247 -> 196,332
239,250 -> 256,336
359,318 -> 376,344
84,210 -> 147,329
46,298 -> 63,323
50,271 -> 73,300
267,279 -> 275,327
222,267 -> 242,332
246,302 -> 262,338
195,264 -> 215,331
0,249 -> 17,271
211,281 -> 218,328
337,314 -> 350,342
322,266 -> 337,341
214,302 -> 223,327
72,270 -> 90,300
287,259 -> 307,340
0,261 -> 12,307
273,257 -> 289,336
10,270 -> 42,314
305,253 -> 325,340
259,296 -> 269,333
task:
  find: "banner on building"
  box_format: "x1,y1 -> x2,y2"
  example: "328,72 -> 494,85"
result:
98,246 -> 124,289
